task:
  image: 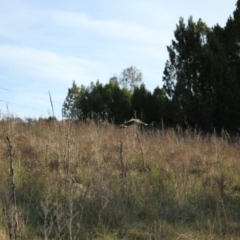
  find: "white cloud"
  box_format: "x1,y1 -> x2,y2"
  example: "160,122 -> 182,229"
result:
0,2 -> 173,46
50,10 -> 168,45
0,44 -> 107,84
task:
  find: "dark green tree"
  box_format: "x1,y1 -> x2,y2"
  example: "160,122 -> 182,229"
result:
104,78 -> 132,123
62,79 -> 132,123
86,80 -> 106,120
62,81 -> 85,120
151,87 -> 168,125
131,84 -> 150,122
199,30 -> 239,131
223,1 -> 240,82
163,17 -> 210,128
163,12 -> 240,131
208,1 -> 240,131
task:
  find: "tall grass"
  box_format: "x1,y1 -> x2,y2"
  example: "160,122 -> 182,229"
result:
0,115 -> 240,239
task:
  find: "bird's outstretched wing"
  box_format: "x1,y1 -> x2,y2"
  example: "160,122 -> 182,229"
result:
124,118 -> 148,126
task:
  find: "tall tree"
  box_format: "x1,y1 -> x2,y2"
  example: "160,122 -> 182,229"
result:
220,1 -> 240,90
118,66 -> 143,92
163,17 -> 210,127
163,12 -> 240,131
199,31 -> 237,130
211,0 -> 240,130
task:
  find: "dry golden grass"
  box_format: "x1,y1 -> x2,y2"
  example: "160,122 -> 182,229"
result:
0,116 -> 240,239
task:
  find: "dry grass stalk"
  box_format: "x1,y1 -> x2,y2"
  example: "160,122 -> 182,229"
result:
0,116 -> 240,239
5,135 -> 19,239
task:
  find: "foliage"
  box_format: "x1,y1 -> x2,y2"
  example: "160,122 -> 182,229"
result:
62,81 -> 85,121
62,76 -> 165,125
162,2 -> 240,132
163,17 -> 210,128
118,66 -> 143,92
62,1 -> 240,132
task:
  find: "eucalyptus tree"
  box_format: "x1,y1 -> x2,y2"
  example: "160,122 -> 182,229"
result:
118,66 -> 143,92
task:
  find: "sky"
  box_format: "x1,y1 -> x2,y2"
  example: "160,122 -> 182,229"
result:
0,0 -> 237,120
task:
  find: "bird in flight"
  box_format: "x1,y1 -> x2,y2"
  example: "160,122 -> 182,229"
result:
120,118 -> 148,128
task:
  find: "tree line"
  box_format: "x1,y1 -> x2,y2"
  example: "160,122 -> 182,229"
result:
62,1 -> 240,132
62,66 -> 166,125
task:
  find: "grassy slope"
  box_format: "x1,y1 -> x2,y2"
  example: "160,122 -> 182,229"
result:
0,117 -> 240,239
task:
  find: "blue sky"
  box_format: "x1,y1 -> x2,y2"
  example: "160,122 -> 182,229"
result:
0,0 -> 237,119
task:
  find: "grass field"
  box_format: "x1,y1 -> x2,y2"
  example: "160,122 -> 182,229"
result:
1,115 -> 240,239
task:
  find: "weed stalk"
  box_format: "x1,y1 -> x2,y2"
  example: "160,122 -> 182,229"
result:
5,135 -> 19,240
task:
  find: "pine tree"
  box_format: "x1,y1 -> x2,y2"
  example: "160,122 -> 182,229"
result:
163,17 -> 210,128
